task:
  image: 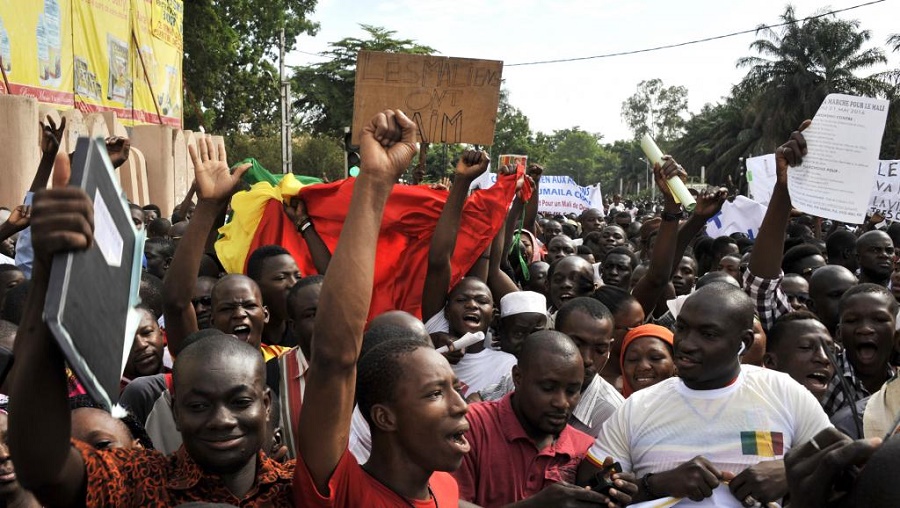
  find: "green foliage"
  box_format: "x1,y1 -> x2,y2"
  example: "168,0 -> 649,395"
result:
225,133 -> 345,182
183,0 -> 319,135
491,89 -> 534,161
291,25 -> 436,139
621,79 -> 689,142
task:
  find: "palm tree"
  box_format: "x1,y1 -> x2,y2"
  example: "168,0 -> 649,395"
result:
737,5 -> 887,151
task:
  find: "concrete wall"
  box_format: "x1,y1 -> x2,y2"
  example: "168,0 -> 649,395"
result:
0,96 -> 39,209
131,125 -> 175,216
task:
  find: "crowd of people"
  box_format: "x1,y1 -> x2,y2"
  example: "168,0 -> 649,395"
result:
0,108 -> 897,508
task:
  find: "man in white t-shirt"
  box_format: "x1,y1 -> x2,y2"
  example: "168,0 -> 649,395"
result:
577,283 -> 831,507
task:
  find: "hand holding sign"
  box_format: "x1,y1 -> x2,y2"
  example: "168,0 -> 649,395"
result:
775,120 -> 811,185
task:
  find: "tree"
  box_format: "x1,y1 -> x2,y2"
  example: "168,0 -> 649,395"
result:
621,79 -> 689,141
291,25 -> 435,139
544,128 -> 614,186
737,5 -> 887,149
490,89 -> 534,162
183,0 -> 319,134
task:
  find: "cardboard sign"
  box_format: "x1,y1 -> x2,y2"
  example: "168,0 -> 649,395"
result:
45,137 -> 144,409
351,51 -> 503,145
705,195 -> 768,240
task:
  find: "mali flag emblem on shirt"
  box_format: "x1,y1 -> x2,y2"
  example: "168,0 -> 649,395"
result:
740,431 -> 784,457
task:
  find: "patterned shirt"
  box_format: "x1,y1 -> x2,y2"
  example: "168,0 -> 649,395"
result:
821,349 -> 896,417
76,439 -> 294,507
743,268 -> 791,332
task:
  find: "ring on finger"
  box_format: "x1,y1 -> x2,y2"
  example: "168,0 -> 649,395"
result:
743,495 -> 759,507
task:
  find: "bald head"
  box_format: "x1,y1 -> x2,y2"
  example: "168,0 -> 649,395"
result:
517,330 -> 582,372
368,310 -> 430,343
687,283 -> 755,330
173,333 -> 264,393
857,230 -> 894,282
808,265 -> 858,333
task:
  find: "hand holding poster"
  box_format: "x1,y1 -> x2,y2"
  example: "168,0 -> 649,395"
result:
788,93 -> 890,223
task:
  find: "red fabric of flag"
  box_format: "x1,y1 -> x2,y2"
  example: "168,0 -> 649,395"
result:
246,172 -> 524,320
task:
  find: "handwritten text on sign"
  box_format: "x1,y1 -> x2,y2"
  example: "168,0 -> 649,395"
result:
351,51 -> 503,145
868,160 -> 900,220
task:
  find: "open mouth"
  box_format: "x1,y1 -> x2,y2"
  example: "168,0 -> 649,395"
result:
855,343 -> 880,363
462,314 -> 481,325
232,324 -> 252,342
633,374 -> 658,385
805,370 -> 831,388
447,424 -> 471,454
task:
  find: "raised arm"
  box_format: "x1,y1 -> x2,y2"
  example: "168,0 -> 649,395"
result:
669,188 -> 728,275
522,164 -> 542,233
420,150 -> 489,322
162,137 -> 250,353
0,205 -> 31,244
748,121 -> 810,279
284,196 -> 332,275
9,153 -> 89,507
30,116 -> 67,192
632,157 -> 686,315
297,110 -> 419,491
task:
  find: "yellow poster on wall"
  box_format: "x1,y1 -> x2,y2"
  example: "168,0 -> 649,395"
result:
0,0 -> 181,127
0,0 -> 74,107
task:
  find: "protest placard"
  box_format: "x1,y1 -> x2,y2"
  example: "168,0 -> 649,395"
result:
746,154 -> 777,206
351,51 -> 503,145
868,160 -> 900,220
469,172 -> 603,216
788,93 -> 890,223
704,196 -> 768,240
45,137 -> 144,409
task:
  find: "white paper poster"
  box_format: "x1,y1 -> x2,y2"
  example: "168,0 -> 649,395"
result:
788,93 -> 890,223
705,196 -> 768,240
746,154 -> 777,206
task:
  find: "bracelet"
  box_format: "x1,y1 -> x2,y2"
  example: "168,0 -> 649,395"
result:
296,218 -> 312,233
641,473 -> 660,498
661,210 -> 684,222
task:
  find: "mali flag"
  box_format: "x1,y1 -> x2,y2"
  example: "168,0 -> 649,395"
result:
740,431 -> 784,457
216,160 -> 524,321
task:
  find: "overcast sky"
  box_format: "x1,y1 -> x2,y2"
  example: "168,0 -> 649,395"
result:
285,0 -> 898,143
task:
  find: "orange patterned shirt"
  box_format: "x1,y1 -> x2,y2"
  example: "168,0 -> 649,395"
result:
74,439 -> 294,507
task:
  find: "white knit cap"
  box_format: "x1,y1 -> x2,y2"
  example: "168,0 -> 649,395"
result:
500,291 -> 547,318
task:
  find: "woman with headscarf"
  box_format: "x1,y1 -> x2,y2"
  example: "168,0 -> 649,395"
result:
620,324 -> 676,398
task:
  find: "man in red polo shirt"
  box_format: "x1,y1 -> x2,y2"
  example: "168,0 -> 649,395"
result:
454,330 -> 636,507
292,110 -> 471,507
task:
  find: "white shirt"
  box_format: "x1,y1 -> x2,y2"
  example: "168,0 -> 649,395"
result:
588,366 -> 831,508
453,348 -> 517,397
348,405 -> 372,464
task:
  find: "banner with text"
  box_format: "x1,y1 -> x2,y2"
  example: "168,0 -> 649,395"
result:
0,0 -> 182,127
470,172 -> 603,216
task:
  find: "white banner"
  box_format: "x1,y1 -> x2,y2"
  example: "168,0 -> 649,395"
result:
868,160 -> 900,220
470,173 -> 604,216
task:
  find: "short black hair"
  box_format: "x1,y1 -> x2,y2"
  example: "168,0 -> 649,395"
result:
173,334 -> 263,392
172,328 -> 231,357
591,285 -> 637,316
766,311 -> 823,352
0,280 -> 31,325
129,203 -> 144,214
145,237 -> 175,258
360,323 -> 431,363
0,265 -> 22,274
147,217 -> 172,238
606,246 -> 639,269
839,283 -> 898,316
547,255 -> 592,280
142,204 -> 161,216
246,245 -> 292,281
356,338 -> 429,427
68,394 -> 155,449
139,272 -> 164,321
576,245 -> 593,256
556,297 -> 612,331
826,229 -> 857,259
782,244 -> 823,275
695,272 -> 739,289
518,330 -> 580,372
286,274 -> 324,318
711,236 -> 737,256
